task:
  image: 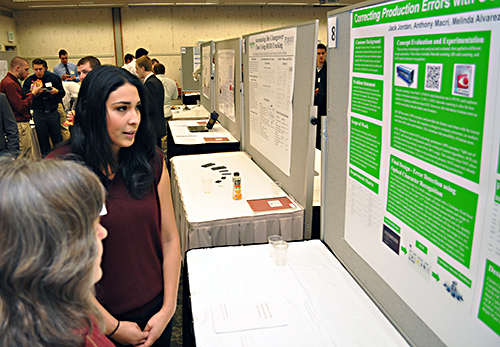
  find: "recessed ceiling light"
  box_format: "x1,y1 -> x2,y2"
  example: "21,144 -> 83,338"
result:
14,0 -> 67,2
28,4 -> 79,8
78,3 -> 124,6
128,2 -> 174,5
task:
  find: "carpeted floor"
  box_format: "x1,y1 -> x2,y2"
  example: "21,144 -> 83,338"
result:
170,269 -> 183,347
164,142 -> 183,347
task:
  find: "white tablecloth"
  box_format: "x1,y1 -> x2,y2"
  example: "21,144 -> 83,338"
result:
171,104 -> 210,120
168,120 -> 238,145
186,240 -> 410,347
170,152 -> 304,253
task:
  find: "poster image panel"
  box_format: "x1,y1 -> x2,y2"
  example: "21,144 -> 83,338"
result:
248,27 -> 297,176
217,49 -> 236,122
202,44 -> 211,99
345,0 -> 500,346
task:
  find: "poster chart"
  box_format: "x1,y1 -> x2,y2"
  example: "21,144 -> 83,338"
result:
193,45 -> 201,82
345,0 -> 500,346
216,49 -> 236,122
202,44 -> 211,99
248,27 -> 297,176
0,60 -> 7,82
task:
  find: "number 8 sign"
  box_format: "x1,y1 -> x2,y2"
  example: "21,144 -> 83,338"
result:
328,16 -> 337,48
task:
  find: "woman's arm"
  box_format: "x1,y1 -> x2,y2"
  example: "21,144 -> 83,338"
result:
139,159 -> 182,347
92,296 -> 148,345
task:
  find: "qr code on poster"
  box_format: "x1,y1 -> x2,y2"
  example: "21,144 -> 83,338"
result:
425,63 -> 443,92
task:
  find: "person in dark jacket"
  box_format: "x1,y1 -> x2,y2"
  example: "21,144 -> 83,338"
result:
136,56 -> 165,148
314,43 -> 327,150
0,92 -> 19,156
22,58 -> 65,156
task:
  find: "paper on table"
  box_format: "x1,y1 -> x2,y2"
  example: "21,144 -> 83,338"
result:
247,196 -> 298,213
211,298 -> 288,333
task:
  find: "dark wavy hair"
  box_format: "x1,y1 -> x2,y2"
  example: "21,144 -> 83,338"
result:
71,65 -> 156,198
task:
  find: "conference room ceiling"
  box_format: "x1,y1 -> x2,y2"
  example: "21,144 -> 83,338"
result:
0,0 -> 361,11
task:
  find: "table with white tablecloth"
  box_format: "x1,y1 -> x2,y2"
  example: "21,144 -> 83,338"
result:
171,104 -> 210,120
184,240 -> 411,347
170,152 -> 304,254
166,119 -> 240,163
168,119 -> 238,145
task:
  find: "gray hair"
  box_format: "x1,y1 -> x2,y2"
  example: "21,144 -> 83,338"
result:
0,157 -> 105,346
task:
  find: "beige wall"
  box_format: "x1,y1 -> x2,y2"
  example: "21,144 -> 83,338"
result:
0,12 -> 17,50
13,5 -> 329,87
15,8 -> 116,69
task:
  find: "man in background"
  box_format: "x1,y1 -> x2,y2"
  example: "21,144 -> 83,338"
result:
0,92 -> 19,156
0,57 -> 42,156
38,58 -> 72,141
23,58 -> 65,156
64,56 -> 101,110
136,56 -> 165,148
53,49 -> 79,82
63,56 -> 101,111
314,43 -> 327,150
153,63 -> 178,120
76,55 -> 101,83
123,47 -> 148,76
64,56 -> 102,126
123,53 -> 134,65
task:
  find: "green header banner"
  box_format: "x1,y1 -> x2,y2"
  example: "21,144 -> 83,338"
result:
349,167 -> 380,194
352,0 -> 500,28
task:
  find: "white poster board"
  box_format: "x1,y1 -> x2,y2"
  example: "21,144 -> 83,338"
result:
202,44 -> 211,99
217,49 -> 236,122
248,27 -> 297,176
344,1 -> 500,346
193,45 -> 201,81
0,60 -> 8,82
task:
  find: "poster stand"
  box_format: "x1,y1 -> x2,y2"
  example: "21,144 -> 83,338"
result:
324,1 -> 500,346
180,46 -> 200,93
242,21 -> 318,239
200,41 -> 215,112
213,37 -> 243,143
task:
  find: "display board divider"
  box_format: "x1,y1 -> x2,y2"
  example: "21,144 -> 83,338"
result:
180,46 -> 200,93
323,6 -> 444,347
242,21 -> 318,239
200,41 -> 215,112
213,37 -> 243,143
323,0 -> 500,345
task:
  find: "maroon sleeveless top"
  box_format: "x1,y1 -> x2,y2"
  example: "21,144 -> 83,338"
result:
48,146 -> 165,316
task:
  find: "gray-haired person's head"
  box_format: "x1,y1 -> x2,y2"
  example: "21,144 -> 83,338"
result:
0,157 -> 106,346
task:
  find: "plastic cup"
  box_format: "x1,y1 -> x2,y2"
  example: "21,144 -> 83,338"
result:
273,240 -> 288,266
268,235 -> 283,257
202,178 -> 212,194
271,181 -> 282,197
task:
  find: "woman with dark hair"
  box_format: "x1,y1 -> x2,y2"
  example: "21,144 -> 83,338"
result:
47,65 -> 181,347
0,158 -> 111,347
